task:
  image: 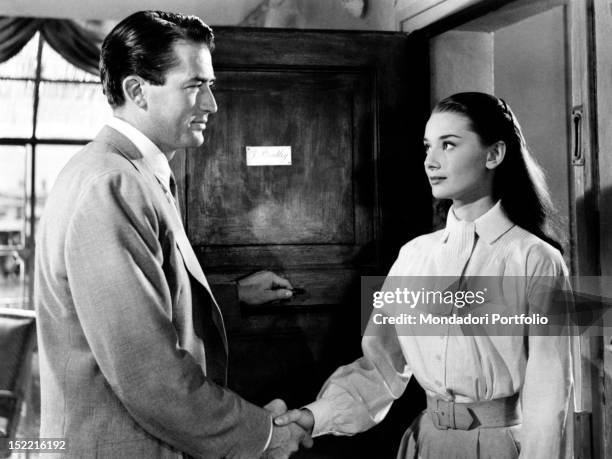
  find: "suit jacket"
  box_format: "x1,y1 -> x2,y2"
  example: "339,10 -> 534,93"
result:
34,127 -> 270,458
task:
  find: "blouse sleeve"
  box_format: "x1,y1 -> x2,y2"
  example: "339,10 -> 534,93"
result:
519,244 -> 574,459
305,244 -> 415,437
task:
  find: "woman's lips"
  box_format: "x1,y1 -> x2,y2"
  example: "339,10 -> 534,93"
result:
428,176 -> 446,185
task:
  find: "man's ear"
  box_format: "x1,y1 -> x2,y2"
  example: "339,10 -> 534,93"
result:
485,141 -> 506,170
122,75 -> 147,109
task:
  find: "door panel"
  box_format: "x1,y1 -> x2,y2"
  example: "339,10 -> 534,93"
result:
189,70 -> 370,248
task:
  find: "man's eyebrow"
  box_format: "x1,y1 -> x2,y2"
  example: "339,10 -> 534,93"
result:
185,76 -> 216,84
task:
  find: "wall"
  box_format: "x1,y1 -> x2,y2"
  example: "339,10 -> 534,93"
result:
429,30 -> 493,108
0,0 -> 396,30
0,0 -> 252,22
428,6 -> 570,244
493,6 -> 570,235
297,0 -> 395,30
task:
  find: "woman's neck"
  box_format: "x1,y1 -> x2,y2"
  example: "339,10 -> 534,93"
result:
452,196 -> 495,222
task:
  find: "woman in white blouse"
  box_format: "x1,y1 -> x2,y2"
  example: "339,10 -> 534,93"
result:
276,92 -> 573,458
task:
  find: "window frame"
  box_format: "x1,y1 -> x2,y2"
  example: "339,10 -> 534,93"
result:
0,33 -> 103,309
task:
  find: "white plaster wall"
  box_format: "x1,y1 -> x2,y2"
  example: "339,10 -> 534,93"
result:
494,6 -> 570,232
429,30 -> 494,108
0,0 -> 261,22
0,0 -> 396,30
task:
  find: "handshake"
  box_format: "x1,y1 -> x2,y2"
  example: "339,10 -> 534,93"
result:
262,399 -> 316,459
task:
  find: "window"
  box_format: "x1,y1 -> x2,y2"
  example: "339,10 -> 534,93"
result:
0,32 -> 112,309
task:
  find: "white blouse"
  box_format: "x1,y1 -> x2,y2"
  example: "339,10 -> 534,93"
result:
306,202 -> 573,459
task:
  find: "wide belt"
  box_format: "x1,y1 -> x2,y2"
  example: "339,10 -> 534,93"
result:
426,393 -> 521,430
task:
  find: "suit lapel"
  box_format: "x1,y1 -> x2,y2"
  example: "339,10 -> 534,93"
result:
93,127 -> 229,358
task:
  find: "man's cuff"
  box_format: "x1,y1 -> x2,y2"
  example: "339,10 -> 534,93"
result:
304,398 -> 335,437
263,415 -> 273,452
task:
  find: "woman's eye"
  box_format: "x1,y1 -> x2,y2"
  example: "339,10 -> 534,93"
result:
442,141 -> 455,150
423,143 -> 430,154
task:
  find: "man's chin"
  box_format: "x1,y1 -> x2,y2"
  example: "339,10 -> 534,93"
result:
182,133 -> 205,149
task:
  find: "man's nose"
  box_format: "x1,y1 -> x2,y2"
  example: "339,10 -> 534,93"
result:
199,86 -> 218,114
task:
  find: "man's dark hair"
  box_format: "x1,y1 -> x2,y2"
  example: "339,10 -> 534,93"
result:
99,10 -> 214,107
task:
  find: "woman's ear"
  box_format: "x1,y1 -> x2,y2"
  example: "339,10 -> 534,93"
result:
122,75 -> 147,109
486,141 -> 506,170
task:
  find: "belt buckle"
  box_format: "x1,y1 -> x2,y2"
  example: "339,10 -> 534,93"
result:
432,399 -> 454,430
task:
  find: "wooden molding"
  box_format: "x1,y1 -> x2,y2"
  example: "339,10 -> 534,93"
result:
396,0 -> 482,32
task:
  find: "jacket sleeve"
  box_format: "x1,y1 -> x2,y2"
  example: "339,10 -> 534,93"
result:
64,169 -> 271,459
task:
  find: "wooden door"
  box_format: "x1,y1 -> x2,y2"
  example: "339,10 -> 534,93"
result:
171,28 -> 431,458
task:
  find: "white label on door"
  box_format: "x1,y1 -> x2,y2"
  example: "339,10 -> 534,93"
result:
246,146 -> 292,166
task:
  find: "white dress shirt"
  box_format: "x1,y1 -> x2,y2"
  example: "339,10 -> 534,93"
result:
107,117 -> 173,193
306,202 -> 573,458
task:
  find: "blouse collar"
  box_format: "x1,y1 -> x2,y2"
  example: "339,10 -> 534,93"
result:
442,201 -> 514,245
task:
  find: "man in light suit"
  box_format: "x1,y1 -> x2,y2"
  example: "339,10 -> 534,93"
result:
35,10 -> 310,458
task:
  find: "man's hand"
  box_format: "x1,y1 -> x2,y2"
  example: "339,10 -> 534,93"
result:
264,399 -> 288,417
238,271 -> 293,305
264,423 -> 313,459
274,408 -> 315,434
263,400 -> 313,458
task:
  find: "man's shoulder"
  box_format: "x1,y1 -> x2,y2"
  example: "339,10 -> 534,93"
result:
69,136 -> 136,173
44,135 -> 149,218
55,134 -> 143,194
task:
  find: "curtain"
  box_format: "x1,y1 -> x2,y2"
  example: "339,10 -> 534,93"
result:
0,18 -> 42,64
0,17 -> 109,75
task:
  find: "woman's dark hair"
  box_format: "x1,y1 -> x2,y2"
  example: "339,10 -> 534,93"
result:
432,92 -> 563,252
100,10 -> 214,107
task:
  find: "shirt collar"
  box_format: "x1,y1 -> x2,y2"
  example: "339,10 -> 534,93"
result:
442,201 -> 514,245
107,116 -> 172,191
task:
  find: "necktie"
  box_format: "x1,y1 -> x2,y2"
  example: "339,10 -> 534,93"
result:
168,172 -> 182,220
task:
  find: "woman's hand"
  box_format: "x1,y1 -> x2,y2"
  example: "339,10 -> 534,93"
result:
274,408 -> 315,435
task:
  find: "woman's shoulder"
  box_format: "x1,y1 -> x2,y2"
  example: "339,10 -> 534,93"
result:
397,229 -> 446,255
505,225 -> 567,276
385,230 -> 445,276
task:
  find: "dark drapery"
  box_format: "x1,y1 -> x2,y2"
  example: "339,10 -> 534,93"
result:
0,17 -> 109,75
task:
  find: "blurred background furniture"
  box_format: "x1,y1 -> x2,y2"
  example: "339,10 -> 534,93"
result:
0,308 -> 36,458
